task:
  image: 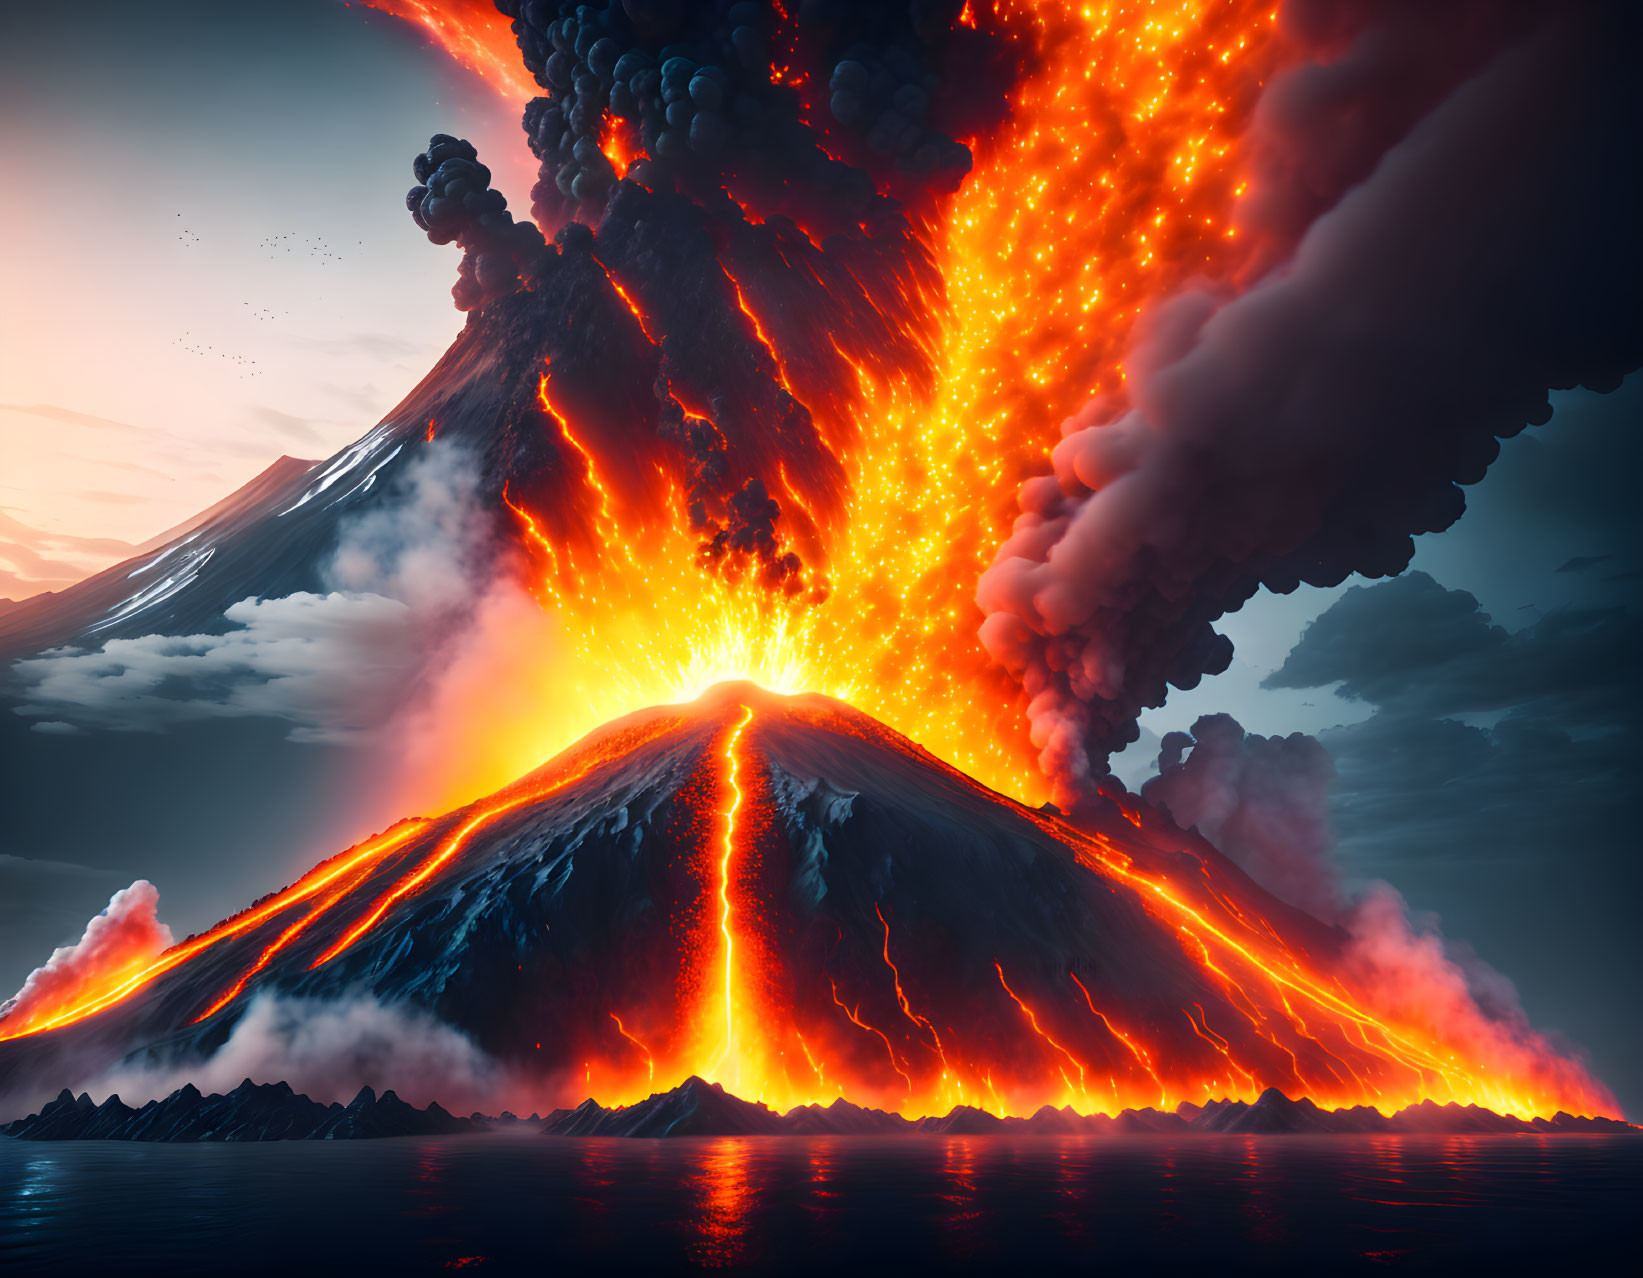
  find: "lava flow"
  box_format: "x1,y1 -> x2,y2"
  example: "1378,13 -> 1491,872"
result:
0,687 -> 1616,1122
350,0 -> 1296,813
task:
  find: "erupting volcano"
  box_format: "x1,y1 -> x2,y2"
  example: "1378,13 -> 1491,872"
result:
2,0 -> 1636,1135
0,684 -> 1612,1120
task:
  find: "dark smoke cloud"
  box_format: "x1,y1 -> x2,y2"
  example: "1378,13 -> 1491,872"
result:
398,4 -> 1010,593
407,134 -> 547,310
977,4 -> 1642,806
1141,714 -> 1340,919
499,0 -> 999,228
1135,701 -> 1612,1107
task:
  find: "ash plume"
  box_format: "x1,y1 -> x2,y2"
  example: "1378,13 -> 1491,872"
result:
1140,712 -> 1611,1113
977,3 -> 1642,804
407,133 -> 547,310
1142,715 -> 1339,920
389,1 -> 1018,592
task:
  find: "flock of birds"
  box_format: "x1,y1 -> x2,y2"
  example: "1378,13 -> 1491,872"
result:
169,215 -> 365,381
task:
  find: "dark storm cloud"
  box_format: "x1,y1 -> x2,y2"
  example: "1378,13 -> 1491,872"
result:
1266,571 -> 1640,732
1259,571 -> 1636,892
976,2 -> 1642,807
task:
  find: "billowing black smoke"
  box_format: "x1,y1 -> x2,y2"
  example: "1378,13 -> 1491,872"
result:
499,0 -> 993,228
977,0 -> 1642,806
396,0 -> 1017,595
1142,714 -> 1339,921
407,134 -> 547,310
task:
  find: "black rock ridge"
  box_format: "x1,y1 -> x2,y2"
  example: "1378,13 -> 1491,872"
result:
5,1079 -> 1634,1142
539,1082 -> 1637,1138
0,1080 -> 475,1142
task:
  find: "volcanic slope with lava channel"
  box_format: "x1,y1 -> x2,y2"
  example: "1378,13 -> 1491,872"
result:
0,685 -> 1612,1120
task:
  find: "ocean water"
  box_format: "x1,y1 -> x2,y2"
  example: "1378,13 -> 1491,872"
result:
0,1132 -> 1635,1274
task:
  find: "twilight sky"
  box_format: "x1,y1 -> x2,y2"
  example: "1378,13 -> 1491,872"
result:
0,0 -> 532,598
0,0 -> 1638,1112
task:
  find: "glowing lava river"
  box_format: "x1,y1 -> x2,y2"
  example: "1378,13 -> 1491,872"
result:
0,684 -> 1615,1121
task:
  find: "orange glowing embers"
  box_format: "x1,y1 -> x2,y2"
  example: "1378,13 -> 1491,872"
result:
439,0 -> 1299,820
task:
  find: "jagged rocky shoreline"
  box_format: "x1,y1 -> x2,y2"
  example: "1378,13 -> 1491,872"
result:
540,1076 -> 1637,1138
0,1080 -> 539,1142
5,1075 -> 1633,1142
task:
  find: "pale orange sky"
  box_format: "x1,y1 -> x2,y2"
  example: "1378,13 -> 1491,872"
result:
0,2 -> 532,602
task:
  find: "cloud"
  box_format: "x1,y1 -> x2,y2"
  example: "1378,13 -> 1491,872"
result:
74,491 -> 155,507
11,440 -> 504,743
1266,571 -> 1639,730
1263,572 -> 1638,868
1557,555 -> 1611,574
1141,714 -> 1340,919
12,592 -> 421,741
28,720 -> 83,736
92,992 -> 505,1111
250,405 -> 326,445
0,402 -> 163,439
289,331 -> 437,362
0,509 -> 136,596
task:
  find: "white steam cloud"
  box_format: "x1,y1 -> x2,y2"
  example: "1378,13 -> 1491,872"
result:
93,992 -> 505,1112
13,439 -> 496,742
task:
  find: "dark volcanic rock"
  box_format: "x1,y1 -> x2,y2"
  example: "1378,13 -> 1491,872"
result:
915,1106 -> 1006,1135
1387,1100 -> 1534,1135
1532,1112 -> 1637,1134
16,1077 -> 1629,1142
541,1076 -> 785,1137
0,1079 -> 474,1141
783,1098 -> 913,1135
1200,1088 -> 1381,1135
1104,1107 -> 1195,1135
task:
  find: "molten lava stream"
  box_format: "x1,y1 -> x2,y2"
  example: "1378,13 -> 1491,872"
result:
312,718 -> 680,971
706,704 -> 757,1085
0,819 -> 430,1042
696,702 -> 825,1109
